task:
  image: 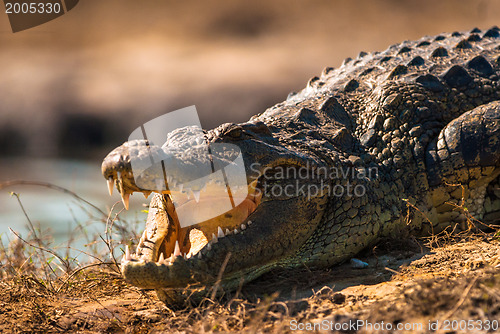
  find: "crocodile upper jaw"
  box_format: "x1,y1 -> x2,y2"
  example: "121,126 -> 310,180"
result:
102,140 -> 329,289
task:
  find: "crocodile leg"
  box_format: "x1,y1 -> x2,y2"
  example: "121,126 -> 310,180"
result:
426,101 -> 500,231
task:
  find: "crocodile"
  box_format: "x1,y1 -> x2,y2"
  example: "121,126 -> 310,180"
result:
102,27 -> 500,305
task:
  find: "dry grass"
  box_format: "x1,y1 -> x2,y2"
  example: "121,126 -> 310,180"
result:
0,183 -> 500,333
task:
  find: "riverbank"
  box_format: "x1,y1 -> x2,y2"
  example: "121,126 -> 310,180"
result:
1,227 -> 499,333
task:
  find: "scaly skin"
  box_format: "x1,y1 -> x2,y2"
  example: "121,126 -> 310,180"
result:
102,27 -> 500,305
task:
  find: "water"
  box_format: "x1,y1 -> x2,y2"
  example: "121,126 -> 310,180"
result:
0,158 -> 147,259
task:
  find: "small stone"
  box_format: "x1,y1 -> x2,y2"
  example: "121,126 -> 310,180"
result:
350,258 -> 369,268
333,293 -> 346,304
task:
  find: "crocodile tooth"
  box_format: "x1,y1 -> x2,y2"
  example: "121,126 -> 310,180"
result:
178,184 -> 184,192
206,243 -> 212,250
212,233 -> 218,243
241,223 -> 246,230
198,252 -> 202,259
247,220 -> 253,225
174,240 -> 181,257
225,228 -> 230,235
169,253 -> 175,264
117,172 -> 124,193
143,191 -> 152,199
183,253 -> 187,260
192,190 -> 201,203
167,176 -> 177,188
158,252 -> 165,263
107,177 -> 114,196
234,228 -> 239,234
125,245 -> 131,261
217,226 -> 225,238
121,192 -> 130,210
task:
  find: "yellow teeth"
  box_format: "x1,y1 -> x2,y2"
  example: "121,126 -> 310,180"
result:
173,240 -> 181,257
125,245 -> 131,261
121,192 -> 130,210
192,190 -> 201,203
217,226 -> 225,238
107,177 -> 114,196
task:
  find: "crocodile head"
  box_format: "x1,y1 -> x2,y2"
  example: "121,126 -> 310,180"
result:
102,120 -> 329,302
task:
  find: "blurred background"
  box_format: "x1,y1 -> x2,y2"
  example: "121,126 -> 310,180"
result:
0,0 -> 499,248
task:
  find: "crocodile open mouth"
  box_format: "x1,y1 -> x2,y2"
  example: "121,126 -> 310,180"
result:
107,172 -> 263,268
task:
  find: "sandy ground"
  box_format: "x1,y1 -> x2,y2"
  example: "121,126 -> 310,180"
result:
1,234 -> 499,333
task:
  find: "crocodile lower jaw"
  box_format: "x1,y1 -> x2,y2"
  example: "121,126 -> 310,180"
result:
118,179 -> 262,271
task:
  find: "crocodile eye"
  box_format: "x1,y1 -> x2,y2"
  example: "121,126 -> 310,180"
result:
228,127 -> 243,138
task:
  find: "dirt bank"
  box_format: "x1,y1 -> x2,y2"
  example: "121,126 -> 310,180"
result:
1,234 -> 499,333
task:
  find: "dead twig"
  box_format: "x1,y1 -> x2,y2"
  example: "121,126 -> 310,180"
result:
210,252 -> 232,301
